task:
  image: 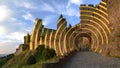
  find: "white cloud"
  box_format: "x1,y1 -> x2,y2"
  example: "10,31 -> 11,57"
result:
13,1 -> 36,9
51,1 -> 79,17
0,26 -> 6,35
22,2 -> 36,9
39,2 -> 55,12
22,12 -> 35,22
0,0 -> 81,54
43,16 -> 53,25
51,1 -> 64,14
0,5 -> 11,22
10,17 -> 24,25
64,7 -> 80,17
0,42 -> 20,54
0,50 -> 8,54
10,17 -> 17,21
67,0 -> 83,7
6,32 -> 26,42
0,31 -> 26,43
0,20 -> 28,54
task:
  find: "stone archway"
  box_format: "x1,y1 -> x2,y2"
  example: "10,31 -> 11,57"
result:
75,33 -> 91,51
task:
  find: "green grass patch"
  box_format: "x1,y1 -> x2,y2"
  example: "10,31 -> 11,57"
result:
2,45 -> 58,68
0,54 -> 14,67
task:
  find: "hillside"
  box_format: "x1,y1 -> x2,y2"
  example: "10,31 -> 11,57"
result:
2,50 -> 32,68
0,54 -> 14,67
1,45 -> 57,68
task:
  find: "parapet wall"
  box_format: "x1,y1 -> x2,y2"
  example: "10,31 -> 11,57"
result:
79,0 -> 111,53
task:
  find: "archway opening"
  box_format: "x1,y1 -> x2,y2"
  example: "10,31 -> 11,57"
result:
75,33 -> 91,51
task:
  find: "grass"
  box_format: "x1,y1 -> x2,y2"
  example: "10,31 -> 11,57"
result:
22,56 -> 58,68
2,46 -> 58,68
2,50 -> 32,68
0,54 -> 14,67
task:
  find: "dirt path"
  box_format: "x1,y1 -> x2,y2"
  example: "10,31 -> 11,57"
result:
63,51 -> 120,68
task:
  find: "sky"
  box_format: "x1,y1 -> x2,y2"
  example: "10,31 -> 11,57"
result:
0,0 -> 100,54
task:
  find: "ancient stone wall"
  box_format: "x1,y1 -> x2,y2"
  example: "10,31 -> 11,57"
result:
26,0 -> 114,56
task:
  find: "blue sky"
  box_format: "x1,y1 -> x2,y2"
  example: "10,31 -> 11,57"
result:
0,0 -> 100,54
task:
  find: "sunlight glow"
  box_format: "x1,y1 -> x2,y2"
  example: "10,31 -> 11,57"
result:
0,6 -> 10,21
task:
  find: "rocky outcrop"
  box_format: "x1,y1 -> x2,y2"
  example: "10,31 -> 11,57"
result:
14,44 -> 23,56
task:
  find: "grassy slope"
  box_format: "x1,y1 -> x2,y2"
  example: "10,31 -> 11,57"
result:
2,50 -> 58,68
2,50 -> 32,68
22,56 -> 58,68
0,54 -> 14,67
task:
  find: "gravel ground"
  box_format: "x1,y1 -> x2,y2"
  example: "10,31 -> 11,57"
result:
63,51 -> 120,68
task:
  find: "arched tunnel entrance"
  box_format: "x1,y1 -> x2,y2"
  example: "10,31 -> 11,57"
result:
75,33 -> 92,51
